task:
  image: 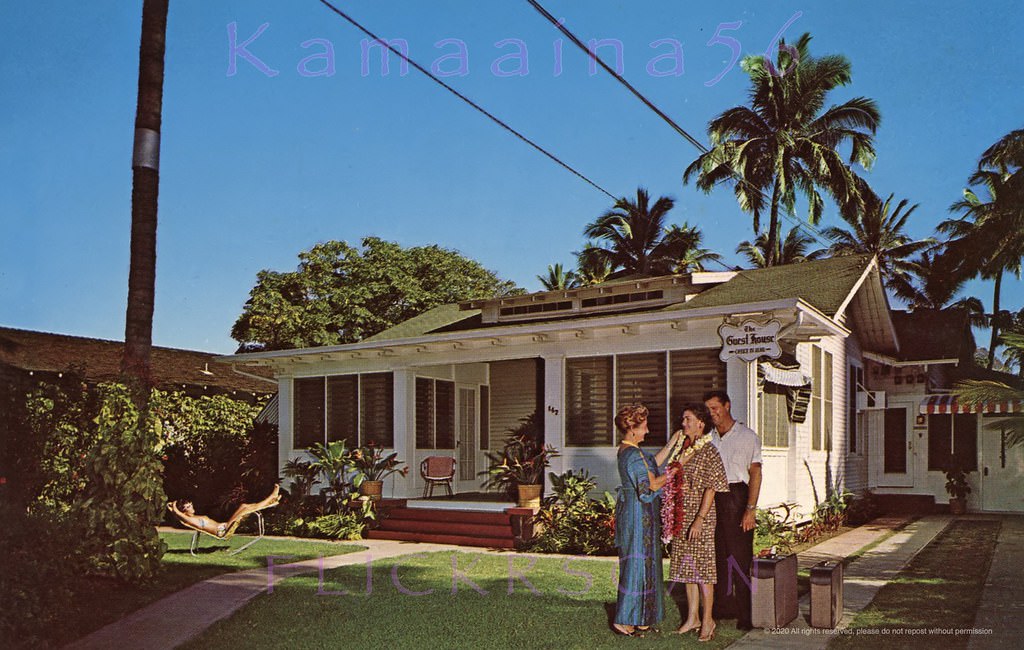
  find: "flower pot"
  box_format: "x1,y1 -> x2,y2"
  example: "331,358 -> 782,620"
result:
517,483 -> 542,508
359,480 -> 384,502
949,496 -> 967,515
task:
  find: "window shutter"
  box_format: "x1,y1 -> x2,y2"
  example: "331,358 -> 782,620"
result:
434,380 -> 456,449
566,356 -> 614,446
327,375 -> 358,447
415,377 -> 436,449
617,352 -> 668,445
360,372 -> 394,447
293,377 -> 325,449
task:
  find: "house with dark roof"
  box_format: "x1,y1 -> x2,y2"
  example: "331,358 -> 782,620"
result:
223,254 -> 1024,521
0,326 -> 277,402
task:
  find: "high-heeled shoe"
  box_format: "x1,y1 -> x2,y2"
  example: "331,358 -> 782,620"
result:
611,624 -> 635,637
676,621 -> 700,635
698,622 -> 716,642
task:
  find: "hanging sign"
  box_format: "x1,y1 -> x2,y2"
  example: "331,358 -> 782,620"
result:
718,319 -> 783,362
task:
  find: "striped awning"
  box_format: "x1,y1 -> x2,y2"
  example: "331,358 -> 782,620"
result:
919,394 -> 1023,415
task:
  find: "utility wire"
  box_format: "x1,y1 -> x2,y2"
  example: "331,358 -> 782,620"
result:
315,0 -> 617,201
524,0 -> 835,250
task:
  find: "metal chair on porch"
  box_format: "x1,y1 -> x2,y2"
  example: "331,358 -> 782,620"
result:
420,456 -> 457,497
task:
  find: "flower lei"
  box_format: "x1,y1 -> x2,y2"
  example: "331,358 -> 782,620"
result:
660,433 -> 712,543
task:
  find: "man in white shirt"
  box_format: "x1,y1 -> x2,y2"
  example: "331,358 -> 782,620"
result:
704,390 -> 762,631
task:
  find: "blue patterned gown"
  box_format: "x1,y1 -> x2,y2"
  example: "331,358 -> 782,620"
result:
614,444 -> 665,627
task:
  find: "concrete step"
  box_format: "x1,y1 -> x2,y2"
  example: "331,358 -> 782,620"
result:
366,529 -> 517,549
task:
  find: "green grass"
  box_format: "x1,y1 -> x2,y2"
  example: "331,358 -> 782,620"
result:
827,519 -> 1001,649
52,532 -> 364,648
190,552 -> 747,649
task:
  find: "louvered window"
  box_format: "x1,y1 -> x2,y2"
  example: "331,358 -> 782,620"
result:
327,375 -> 358,447
669,349 -> 727,429
566,356 -> 614,446
292,373 -> 393,450
293,377 -> 325,449
360,372 -> 394,447
416,378 -> 456,449
617,353 -> 668,445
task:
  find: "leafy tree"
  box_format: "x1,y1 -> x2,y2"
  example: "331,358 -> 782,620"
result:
232,237 -> 521,351
737,225 -> 826,268
538,263 -> 579,290
578,188 -> 719,277
824,192 -> 935,291
684,33 -> 880,266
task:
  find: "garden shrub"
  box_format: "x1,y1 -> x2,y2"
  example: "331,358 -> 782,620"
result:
529,469 -> 616,556
0,504 -> 82,648
754,502 -> 800,553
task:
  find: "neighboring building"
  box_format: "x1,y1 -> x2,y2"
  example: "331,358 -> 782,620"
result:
222,255 -> 1024,515
0,326 -> 277,401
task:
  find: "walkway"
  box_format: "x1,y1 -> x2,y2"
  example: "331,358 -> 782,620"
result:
968,515 -> 1024,649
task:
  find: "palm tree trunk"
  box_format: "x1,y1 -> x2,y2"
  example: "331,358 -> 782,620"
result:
766,181 -> 782,267
122,0 -> 169,391
987,270 -> 1003,369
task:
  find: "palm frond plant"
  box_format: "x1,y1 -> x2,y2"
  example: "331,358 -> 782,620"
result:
308,440 -> 355,513
481,412 -> 560,498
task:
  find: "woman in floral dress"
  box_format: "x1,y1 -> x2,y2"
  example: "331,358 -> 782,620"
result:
667,404 -> 729,642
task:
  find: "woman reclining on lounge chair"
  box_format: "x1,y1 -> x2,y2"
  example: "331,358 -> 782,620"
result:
168,485 -> 281,538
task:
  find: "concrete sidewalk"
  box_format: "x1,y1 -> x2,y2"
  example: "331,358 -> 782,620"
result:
65,539 -> 468,650
729,514 -> 952,649
968,515 -> 1024,650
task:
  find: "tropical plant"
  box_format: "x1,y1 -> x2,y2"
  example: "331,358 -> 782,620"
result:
282,458 -> 319,506
308,440 -> 355,513
954,332 -> 1024,446
736,225 -> 827,268
574,247 -> 613,286
824,192 -> 935,290
482,413 -> 560,492
684,32 -> 880,267
753,502 -> 800,554
942,163 -> 1024,368
891,250 -> 981,313
529,469 -> 616,556
944,464 -> 972,501
538,263 -> 579,290
578,188 -> 717,277
350,444 -> 409,482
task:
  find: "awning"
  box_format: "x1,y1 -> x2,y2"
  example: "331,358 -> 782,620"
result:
759,361 -> 811,387
919,394 -> 1023,415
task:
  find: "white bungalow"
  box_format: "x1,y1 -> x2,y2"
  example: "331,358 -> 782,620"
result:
221,254 -> 1024,524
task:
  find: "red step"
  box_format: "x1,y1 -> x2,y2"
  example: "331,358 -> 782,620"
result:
382,507 -> 512,526
367,529 -> 516,549
377,518 -> 512,539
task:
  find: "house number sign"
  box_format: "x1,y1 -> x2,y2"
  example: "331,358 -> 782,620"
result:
718,319 -> 782,362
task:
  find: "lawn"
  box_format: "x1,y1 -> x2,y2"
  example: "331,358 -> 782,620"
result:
827,519 -> 1001,649
51,532 -> 364,648
190,552 -> 748,649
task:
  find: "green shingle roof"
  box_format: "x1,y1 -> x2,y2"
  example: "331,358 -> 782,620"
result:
363,255 -> 874,343
679,255 -> 873,317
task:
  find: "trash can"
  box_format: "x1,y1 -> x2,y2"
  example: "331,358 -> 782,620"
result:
810,560 -> 844,628
751,553 -> 798,628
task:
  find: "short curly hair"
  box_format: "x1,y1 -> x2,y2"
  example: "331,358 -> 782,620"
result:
614,403 -> 649,433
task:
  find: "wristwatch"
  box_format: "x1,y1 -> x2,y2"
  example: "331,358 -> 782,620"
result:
745,505 -> 756,510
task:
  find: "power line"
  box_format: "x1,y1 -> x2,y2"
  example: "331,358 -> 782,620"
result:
524,0 -> 836,251
314,0 -> 617,201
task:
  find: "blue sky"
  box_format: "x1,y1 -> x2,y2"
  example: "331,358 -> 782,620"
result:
2,1 -> 1022,354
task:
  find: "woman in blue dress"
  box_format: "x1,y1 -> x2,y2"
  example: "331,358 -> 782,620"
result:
613,403 -> 682,636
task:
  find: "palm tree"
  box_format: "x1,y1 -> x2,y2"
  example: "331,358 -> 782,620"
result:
537,263 -> 579,290
823,192 -> 935,291
123,0 -> 169,391
663,224 -> 724,273
736,226 -> 827,268
579,187 -> 718,277
954,332 -> 1024,445
892,250 -> 983,318
942,163 -> 1024,368
684,32 -> 880,267
574,248 -> 613,286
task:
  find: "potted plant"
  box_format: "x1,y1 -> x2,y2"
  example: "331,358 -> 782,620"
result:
944,463 -> 971,515
482,416 -> 560,508
350,443 -> 408,501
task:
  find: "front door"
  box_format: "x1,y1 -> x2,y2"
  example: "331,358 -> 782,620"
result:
456,387 -> 478,493
877,405 -> 914,487
981,418 -> 1024,512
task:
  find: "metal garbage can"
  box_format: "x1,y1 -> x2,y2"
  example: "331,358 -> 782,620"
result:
810,560 -> 844,628
751,553 -> 798,628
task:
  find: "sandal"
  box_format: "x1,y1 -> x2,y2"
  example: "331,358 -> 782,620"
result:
698,622 -> 716,643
